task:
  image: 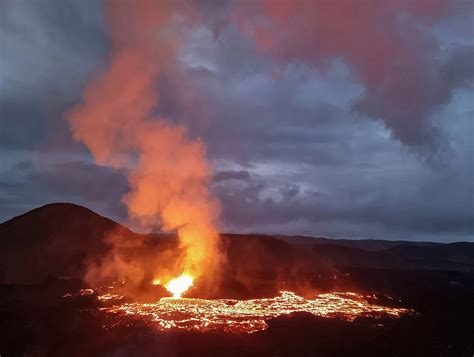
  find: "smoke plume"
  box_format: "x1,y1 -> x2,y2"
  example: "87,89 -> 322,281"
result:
65,0 -> 223,287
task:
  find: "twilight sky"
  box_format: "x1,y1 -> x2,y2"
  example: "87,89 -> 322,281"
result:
1,0 -> 473,242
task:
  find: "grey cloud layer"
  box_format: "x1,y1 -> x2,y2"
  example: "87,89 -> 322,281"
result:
0,0 -> 472,242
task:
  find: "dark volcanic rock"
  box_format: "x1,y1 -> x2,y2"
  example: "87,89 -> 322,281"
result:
1,204 -> 474,355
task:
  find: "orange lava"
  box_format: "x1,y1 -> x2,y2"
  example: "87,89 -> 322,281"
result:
98,291 -> 409,334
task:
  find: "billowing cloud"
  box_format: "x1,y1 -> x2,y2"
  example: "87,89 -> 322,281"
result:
233,0 -> 474,147
1,0 -> 473,243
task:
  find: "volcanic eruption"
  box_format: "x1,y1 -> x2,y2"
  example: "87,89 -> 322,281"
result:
60,0 -> 414,333
65,0 -> 223,293
2,0 -> 474,354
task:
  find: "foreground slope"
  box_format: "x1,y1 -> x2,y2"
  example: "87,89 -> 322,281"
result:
1,204 -> 474,355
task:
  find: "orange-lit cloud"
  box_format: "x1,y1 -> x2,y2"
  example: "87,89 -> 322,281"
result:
232,0 -> 470,146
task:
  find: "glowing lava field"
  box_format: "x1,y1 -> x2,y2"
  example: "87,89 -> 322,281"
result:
94,290 -> 408,334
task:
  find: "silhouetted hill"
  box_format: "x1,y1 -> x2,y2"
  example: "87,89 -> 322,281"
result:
0,203 -> 138,283
308,244 -> 409,269
382,243 -> 474,270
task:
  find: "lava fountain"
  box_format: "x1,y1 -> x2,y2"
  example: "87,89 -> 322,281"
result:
62,1 -> 412,335
164,274 -> 194,298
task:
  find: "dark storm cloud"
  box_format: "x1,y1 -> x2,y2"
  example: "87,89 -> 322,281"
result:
441,46 -> 474,88
0,152 -> 128,223
353,44 -> 474,147
214,170 -> 251,182
0,0 -> 108,150
1,0 -> 473,242
214,143 -> 473,242
232,0 -> 474,147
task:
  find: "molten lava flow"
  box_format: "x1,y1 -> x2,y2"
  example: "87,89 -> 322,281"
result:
98,291 -> 410,334
164,275 -> 194,298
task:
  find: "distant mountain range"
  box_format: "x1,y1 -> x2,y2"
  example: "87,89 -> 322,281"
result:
275,235 -> 441,251
1,203 -> 473,285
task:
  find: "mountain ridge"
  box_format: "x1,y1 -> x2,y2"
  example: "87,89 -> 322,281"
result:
1,203 -> 473,285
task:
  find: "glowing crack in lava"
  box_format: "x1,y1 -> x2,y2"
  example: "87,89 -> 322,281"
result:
99,291 -> 410,334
